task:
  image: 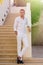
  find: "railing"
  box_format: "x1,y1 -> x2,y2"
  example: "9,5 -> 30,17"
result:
0,0 -> 9,26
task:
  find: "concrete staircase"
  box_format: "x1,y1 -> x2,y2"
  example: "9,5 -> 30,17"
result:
0,13 -> 43,64
0,13 -> 19,63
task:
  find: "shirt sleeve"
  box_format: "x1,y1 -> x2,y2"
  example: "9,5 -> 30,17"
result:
26,18 -> 30,27
13,18 -> 18,31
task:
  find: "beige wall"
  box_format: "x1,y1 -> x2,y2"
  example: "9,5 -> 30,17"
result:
14,0 -> 26,6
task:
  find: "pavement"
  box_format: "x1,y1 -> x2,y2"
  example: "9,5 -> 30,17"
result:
32,46 -> 43,58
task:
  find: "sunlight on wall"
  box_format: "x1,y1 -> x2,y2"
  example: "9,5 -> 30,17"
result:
40,0 -> 43,3
0,0 -> 4,4
10,0 -> 14,5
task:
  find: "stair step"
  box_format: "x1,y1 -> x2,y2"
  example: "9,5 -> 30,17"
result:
0,41 -> 17,46
0,48 -> 17,50
0,28 -> 13,30
0,58 -> 43,63
0,55 -> 17,58
0,51 -> 17,53
0,32 -> 15,33
0,25 -> 13,27
0,58 -> 16,60
0,44 -> 16,45
0,42 -> 17,44
0,41 -> 17,43
0,25 -> 13,26
0,51 -> 17,54
0,46 -> 17,49
0,36 -> 16,38
0,26 -> 13,28
0,49 -> 17,52
0,49 -> 17,51
0,40 -> 17,42
0,35 -> 16,37
0,58 -> 16,63
0,45 -> 17,46
0,31 -> 15,33
0,53 -> 17,55
0,37 -> 16,40
0,33 -> 16,37
0,63 -> 16,65
0,38 -> 17,40
0,52 -> 17,54
0,35 -> 15,37
24,58 -> 43,63
0,38 -> 16,40
0,29 -> 13,32
0,34 -> 16,36
0,54 -> 17,56
0,30 -> 14,32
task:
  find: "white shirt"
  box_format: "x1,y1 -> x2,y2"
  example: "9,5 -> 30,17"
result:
14,16 -> 29,34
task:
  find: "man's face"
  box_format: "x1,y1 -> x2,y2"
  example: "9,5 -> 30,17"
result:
20,9 -> 25,17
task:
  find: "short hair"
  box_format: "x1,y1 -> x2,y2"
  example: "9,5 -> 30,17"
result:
20,9 -> 25,12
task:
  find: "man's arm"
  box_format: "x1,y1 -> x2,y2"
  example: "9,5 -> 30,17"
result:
14,18 -> 18,35
26,18 -> 31,32
27,26 -> 31,32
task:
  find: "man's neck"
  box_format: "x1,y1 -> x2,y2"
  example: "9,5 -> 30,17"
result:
20,16 -> 24,19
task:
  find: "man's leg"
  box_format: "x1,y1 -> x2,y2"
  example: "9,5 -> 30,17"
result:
17,34 -> 24,64
21,34 -> 29,57
17,34 -> 23,63
17,34 -> 22,58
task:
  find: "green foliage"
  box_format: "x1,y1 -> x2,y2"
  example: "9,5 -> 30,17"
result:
31,0 -> 41,24
25,0 -> 41,24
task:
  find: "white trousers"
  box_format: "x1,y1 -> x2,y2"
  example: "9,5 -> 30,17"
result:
17,32 -> 29,58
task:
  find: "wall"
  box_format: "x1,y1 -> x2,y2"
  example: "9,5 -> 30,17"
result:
15,0 -> 26,6
0,0 -> 9,26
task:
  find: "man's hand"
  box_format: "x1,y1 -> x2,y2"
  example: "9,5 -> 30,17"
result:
27,26 -> 31,32
15,31 -> 18,35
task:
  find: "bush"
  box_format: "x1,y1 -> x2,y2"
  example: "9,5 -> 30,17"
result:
31,0 -> 41,24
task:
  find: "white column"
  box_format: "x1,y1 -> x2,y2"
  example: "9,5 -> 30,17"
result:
23,3 -> 32,58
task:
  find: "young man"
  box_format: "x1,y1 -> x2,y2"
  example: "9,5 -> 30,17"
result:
14,9 -> 31,64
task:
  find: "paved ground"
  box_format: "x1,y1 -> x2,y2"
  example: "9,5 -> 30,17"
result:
32,46 -> 43,58
0,63 -> 43,65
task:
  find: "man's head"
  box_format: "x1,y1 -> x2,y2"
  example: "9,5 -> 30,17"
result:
20,9 -> 25,18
